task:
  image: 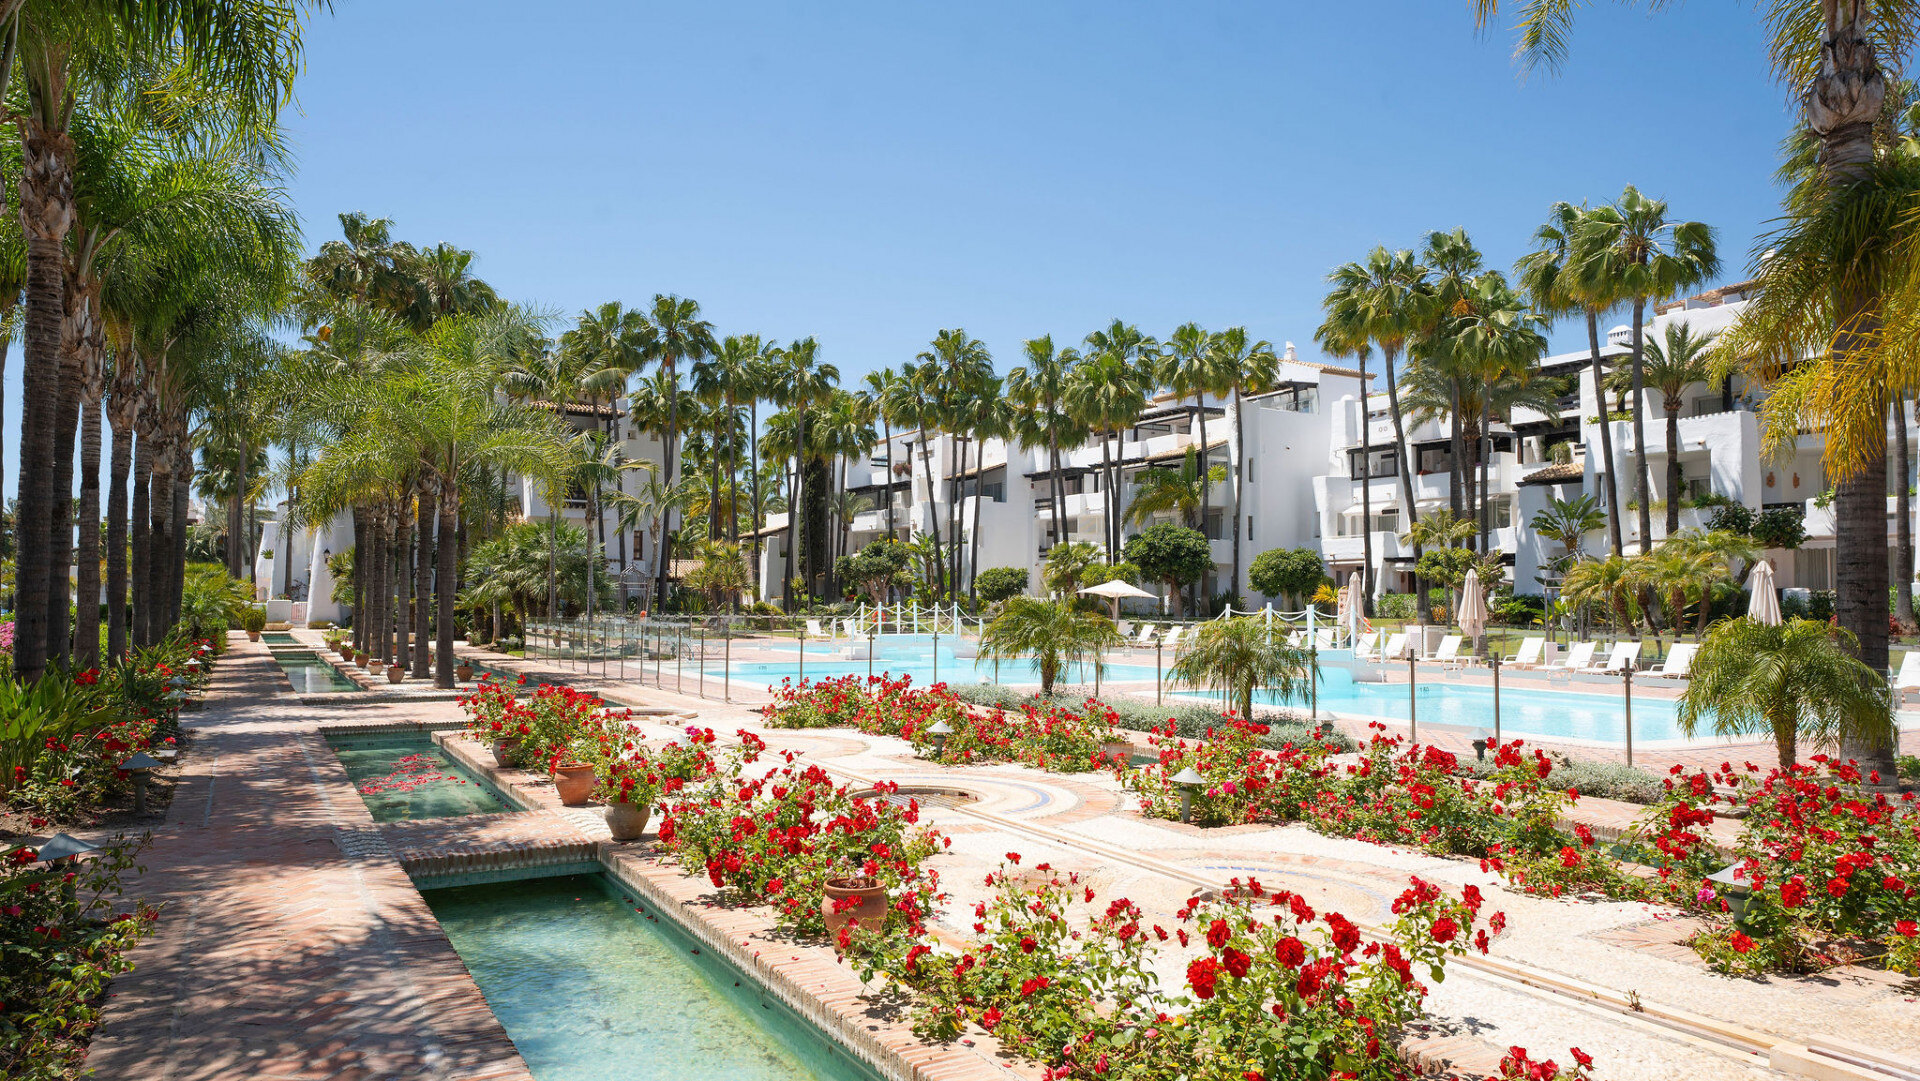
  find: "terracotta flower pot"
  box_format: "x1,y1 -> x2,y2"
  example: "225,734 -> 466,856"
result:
491,738 -> 521,768
456,662 -> 474,682
821,876 -> 889,950
370,659 -> 386,674
355,651 -> 369,668
551,762 -> 596,806
246,630 -> 261,642
605,799 -> 651,840
386,665 -> 406,684
1100,739 -> 1134,763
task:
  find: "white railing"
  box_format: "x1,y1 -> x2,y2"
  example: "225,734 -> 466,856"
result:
1212,603 -> 1353,648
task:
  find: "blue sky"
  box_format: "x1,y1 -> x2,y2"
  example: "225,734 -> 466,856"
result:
4,1 -> 1796,500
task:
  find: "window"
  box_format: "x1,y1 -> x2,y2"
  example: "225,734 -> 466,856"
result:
1484,496 -> 1513,530
1347,447 -> 1398,480
1246,515 -> 1254,540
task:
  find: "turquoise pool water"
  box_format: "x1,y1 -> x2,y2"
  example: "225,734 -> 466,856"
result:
330,736 -> 510,821
1214,663 -> 1688,743
715,634 -> 1162,688
425,874 -> 882,1081
263,631 -> 300,645
273,650 -> 361,693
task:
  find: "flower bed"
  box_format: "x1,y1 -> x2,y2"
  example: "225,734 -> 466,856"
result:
764,675 -> 1126,772
865,856 -> 1510,1080
654,727 -> 945,946
0,837 -> 158,1078
1641,759 -> 1920,975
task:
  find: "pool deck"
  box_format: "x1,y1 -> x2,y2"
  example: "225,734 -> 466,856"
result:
84,633 -> 1920,1081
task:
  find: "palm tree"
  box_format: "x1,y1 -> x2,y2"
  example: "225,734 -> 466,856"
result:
400,243 -> 501,332
643,294 -> 716,606
1319,250 -> 1427,613
499,340 -> 604,617
1679,619 -> 1890,770
1067,325 -> 1156,557
695,334 -> 760,547
1170,617 -> 1312,718
1529,494 -> 1605,570
1573,187 -> 1719,550
1602,323 -> 1716,535
963,389 -> 1009,602
914,329 -> 994,595
1124,449 -> 1224,530
1006,336 -> 1084,552
1516,200 -> 1627,556
1160,323 -> 1230,529
770,337 -> 837,606
1561,554 -> 1638,640
561,301 -> 653,564
1210,328 -> 1278,598
1410,229 -> 1486,529
978,597 -> 1121,696
862,367 -> 903,537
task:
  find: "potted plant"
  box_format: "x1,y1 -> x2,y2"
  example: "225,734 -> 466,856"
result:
456,660 -> 474,682
386,663 -> 406,684
354,650 -> 369,668
548,732 -> 602,806
370,657 -> 385,675
595,751 -> 659,840
239,606 -> 267,642
821,850 -> 889,951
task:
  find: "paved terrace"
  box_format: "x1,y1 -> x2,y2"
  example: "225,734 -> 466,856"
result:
85,634 -> 1920,1081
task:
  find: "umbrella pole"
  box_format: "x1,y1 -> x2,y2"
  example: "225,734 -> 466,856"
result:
1623,665 -> 1634,768
1491,651 -> 1501,745
1408,650 -> 1417,744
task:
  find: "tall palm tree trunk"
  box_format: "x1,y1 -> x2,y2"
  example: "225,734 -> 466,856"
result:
148,462 -> 172,643
106,415 -> 130,662
656,365 -> 679,607
1815,7 -> 1897,781
1448,382 -> 1465,534
1628,297 -> 1654,549
1895,395 -> 1914,627
364,511 -> 385,661
1230,388 -> 1247,599
749,398 -> 764,596
546,507 -> 559,617
916,437 -> 945,596
435,485 -> 459,687
1048,436 -> 1064,550
0,323 -> 12,564
350,506 -> 365,654
169,451 -> 190,629
414,487 -> 432,678
1478,403 -> 1492,552
130,434 -> 150,649
74,392 -> 101,668
1664,403 -> 1685,537
1359,357 -> 1374,612
12,118 -> 73,682
394,500 -> 410,670
1099,432 -> 1116,558
46,301 -> 84,666
1587,312 -> 1625,556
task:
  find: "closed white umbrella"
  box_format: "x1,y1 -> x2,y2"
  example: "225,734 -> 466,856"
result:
1747,560 -> 1782,626
1078,579 -> 1155,622
1457,567 -> 1489,643
1346,570 -> 1364,644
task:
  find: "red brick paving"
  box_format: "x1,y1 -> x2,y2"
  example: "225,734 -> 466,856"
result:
86,637 -> 533,1081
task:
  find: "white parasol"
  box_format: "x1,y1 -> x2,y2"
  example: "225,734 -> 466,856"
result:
1458,567 -> 1489,644
1078,579 -> 1155,621
1746,560 -> 1782,626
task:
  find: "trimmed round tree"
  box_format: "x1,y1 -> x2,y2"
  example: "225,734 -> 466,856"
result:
1247,547 -> 1325,609
1124,523 -> 1212,618
973,566 -> 1030,605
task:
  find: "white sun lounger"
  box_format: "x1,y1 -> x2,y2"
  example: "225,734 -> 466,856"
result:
1351,631 -> 1379,659
1159,626 -> 1185,650
1424,634 -> 1466,667
1583,639 -> 1642,674
1378,632 -> 1407,660
1284,630 -> 1304,648
1507,636 -> 1547,668
1894,652 -> 1920,700
1130,624 -> 1159,647
804,619 -> 832,640
1543,641 -> 1597,674
1648,642 -> 1698,679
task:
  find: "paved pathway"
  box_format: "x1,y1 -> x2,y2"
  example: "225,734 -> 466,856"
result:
86,639 -> 531,1081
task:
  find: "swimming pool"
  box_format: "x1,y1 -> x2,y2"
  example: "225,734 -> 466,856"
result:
714,633 -> 1164,688
425,873 -> 881,1081
1213,663 -> 1689,743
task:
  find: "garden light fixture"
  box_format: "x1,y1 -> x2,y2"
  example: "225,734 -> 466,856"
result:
1471,729 -> 1492,762
926,720 -> 954,759
1706,863 -> 1752,925
35,833 -> 99,863
1171,766 -> 1206,824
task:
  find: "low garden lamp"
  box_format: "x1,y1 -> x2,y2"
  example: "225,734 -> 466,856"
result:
1316,720 -> 1335,743
1706,863 -> 1753,925
925,720 -> 954,760
1471,729 -> 1492,763
120,752 -> 161,815
1171,766 -> 1206,824
35,833 -> 99,864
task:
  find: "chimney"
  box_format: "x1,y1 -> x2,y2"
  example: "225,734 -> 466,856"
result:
1283,341 -> 1297,362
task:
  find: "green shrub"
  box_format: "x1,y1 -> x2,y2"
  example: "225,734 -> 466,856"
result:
1707,503 -> 1754,536
946,684 -> 1355,753
972,566 -> 1029,604
238,606 -> 267,634
1751,507 -> 1808,550
1460,753 -> 1666,804
1377,592 -> 1416,620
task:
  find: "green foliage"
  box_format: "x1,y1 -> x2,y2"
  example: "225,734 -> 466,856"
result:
238,606 -> 268,634
835,539 -> 912,605
463,521 -> 609,619
1041,540 -> 1102,597
1706,502 -> 1755,536
1678,617 -> 1891,768
978,598 -> 1121,696
1169,617 -> 1314,717
971,566 -> 1029,605
1247,547 -> 1325,605
1376,593 -> 1417,620
179,564 -> 249,645
1750,507 -> 1808,550
946,684 -> 1352,752
1122,523 -> 1211,616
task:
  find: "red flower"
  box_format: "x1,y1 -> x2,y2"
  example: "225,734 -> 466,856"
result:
1729,931 -> 1754,954
1294,961 -> 1326,999
1187,956 -> 1222,999
1205,918 -> 1232,949
1430,916 -> 1457,944
1895,920 -> 1918,938
1571,1047 -> 1594,1069
1826,877 -> 1849,898
980,1006 -> 1003,1030
1273,936 -> 1305,968
1018,976 -> 1050,997
1222,947 -> 1252,979
1779,875 -> 1807,908
1326,913 -> 1360,955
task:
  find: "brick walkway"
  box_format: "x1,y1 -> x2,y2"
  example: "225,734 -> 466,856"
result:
86,639 -> 532,1081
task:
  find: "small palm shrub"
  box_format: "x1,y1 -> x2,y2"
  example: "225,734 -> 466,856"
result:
1168,616 -> 1312,717
978,598 -> 1120,695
